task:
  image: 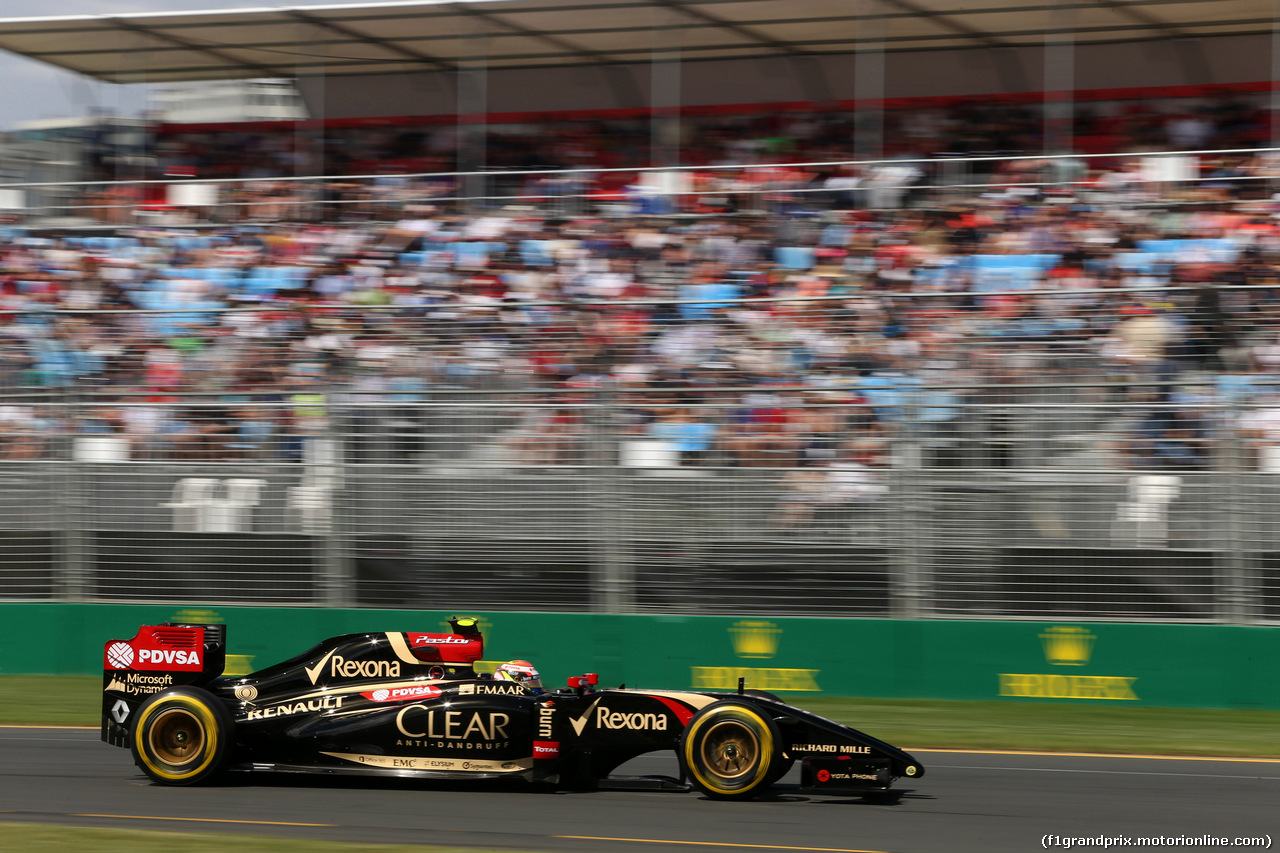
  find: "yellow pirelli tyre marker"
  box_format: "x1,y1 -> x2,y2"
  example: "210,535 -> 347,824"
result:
131,688 -> 230,785
682,703 -> 779,800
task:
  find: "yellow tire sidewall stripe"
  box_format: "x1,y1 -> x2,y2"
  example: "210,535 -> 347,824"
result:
685,706 -> 774,795
136,696 -> 219,782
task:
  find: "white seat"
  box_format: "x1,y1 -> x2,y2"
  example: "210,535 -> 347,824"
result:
302,438 -> 341,488
161,478 -> 222,532
206,478 -> 266,533
287,485 -> 332,534
621,440 -> 679,468
1112,474 -> 1182,545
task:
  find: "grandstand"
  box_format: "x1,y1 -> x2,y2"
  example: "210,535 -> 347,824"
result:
0,2 -> 1277,625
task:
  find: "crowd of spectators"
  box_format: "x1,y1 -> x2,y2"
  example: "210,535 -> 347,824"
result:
8,116 -> 1280,484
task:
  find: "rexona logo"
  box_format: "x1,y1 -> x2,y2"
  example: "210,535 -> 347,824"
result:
304,649 -> 401,684
362,685 -> 443,703
573,701 -> 665,732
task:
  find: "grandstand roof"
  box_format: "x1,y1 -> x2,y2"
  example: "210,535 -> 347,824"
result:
0,0 -> 1270,85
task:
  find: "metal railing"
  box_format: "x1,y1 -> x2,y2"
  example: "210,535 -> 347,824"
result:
0,376 -> 1276,622
2,144 -> 1276,225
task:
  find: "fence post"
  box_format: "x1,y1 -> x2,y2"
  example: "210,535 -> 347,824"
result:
891,395 -> 928,619
57,387 -> 89,602
592,381 -> 632,613
1220,403 -> 1251,624
315,405 -> 351,608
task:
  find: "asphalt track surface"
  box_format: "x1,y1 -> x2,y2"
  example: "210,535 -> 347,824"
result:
2,727 -> 1276,853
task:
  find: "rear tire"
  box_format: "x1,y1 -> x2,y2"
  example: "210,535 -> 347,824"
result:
131,687 -> 232,786
679,701 -> 782,800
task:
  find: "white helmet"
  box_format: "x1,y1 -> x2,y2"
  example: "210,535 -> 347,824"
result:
493,660 -> 542,690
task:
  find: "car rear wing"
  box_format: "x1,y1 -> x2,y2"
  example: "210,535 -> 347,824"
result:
101,623 -> 227,747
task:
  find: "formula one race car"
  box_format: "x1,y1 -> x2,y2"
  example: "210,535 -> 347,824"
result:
101,619 -> 924,800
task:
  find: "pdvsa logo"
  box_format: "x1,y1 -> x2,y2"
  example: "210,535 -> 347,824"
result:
362,685 -> 443,703
106,642 -> 134,669
138,648 -> 201,666
104,640 -> 202,672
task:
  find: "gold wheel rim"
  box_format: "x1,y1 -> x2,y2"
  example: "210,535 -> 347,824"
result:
699,719 -> 759,781
148,707 -> 206,767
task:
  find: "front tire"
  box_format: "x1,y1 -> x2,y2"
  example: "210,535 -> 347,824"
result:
680,701 -> 782,800
130,687 -> 232,785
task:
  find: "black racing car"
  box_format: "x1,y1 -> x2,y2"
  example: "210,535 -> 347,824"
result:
101,619 -> 924,800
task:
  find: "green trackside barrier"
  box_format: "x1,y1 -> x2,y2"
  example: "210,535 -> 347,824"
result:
2,603 -> 1278,710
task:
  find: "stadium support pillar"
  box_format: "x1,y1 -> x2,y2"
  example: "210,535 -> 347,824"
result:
1272,1 -> 1280,149
651,9 -> 682,170
1044,0 -> 1075,155
853,0 -> 886,163
295,19 -> 326,207
457,20 -> 489,212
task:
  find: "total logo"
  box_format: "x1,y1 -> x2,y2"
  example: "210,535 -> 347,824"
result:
569,701 -> 668,736
104,641 -> 202,672
362,685 -> 443,703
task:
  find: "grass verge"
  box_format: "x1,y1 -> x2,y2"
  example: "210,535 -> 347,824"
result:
0,824 -> 516,853
6,675 -> 1280,758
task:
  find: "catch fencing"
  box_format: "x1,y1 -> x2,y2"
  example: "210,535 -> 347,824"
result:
0,293 -> 1278,624
2,145 -> 1277,225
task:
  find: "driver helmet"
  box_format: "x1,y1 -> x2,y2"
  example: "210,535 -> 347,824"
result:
493,660 -> 542,691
